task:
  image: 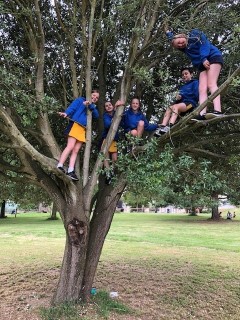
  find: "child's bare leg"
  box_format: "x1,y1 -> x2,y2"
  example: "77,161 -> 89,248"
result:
130,129 -> 138,136
136,120 -> 144,137
169,103 -> 187,124
207,64 -> 222,112
199,71 -> 208,114
111,152 -> 117,163
68,140 -> 82,169
104,152 -> 110,169
161,107 -> 172,126
58,136 -> 77,166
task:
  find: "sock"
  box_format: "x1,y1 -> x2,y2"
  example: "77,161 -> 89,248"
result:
68,167 -> 74,173
57,163 -> 63,168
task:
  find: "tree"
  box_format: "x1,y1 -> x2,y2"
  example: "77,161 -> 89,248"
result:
0,0 -> 239,304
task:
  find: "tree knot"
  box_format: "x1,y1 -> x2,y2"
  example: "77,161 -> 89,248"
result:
67,218 -> 87,247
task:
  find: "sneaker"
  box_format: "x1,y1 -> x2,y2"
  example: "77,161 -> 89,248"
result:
191,114 -> 206,122
66,171 -> 79,181
154,126 -> 170,137
205,111 -> 223,120
57,166 -> 65,174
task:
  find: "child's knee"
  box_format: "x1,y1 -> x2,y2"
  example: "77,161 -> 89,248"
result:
172,104 -> 179,112
138,120 -> 144,127
130,129 -> 138,136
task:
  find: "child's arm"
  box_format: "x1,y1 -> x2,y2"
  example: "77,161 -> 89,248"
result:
114,100 -> 125,108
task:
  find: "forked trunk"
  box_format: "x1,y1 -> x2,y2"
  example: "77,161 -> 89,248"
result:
82,176 -> 126,301
52,177 -> 126,304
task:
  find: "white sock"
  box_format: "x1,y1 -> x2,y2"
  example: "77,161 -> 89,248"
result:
68,167 -> 74,173
57,163 -> 63,168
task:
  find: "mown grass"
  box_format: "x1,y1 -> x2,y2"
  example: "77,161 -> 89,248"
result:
0,210 -> 240,319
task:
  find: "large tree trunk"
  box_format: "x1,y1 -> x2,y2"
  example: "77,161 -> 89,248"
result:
52,234 -> 88,303
52,176 -> 126,304
211,192 -> 220,220
82,176 -> 126,301
49,202 -> 58,220
0,200 -> 6,219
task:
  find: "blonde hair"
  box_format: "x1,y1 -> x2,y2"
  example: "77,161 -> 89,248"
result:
172,33 -> 187,43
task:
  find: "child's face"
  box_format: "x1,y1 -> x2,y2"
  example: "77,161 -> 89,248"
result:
131,98 -> 140,111
172,37 -> 187,49
105,101 -> 114,112
91,92 -> 99,103
181,70 -> 192,82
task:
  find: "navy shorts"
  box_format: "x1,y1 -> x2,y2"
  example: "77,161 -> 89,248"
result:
198,55 -> 223,72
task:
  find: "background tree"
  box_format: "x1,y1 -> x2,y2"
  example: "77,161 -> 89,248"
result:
0,0 -> 239,304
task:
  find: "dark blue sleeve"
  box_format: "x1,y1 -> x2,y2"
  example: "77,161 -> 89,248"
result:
142,114 -> 158,131
191,29 -> 211,63
103,114 -> 112,129
65,97 -> 85,117
92,106 -> 99,119
193,80 -> 199,103
166,31 -> 174,41
88,103 -> 99,119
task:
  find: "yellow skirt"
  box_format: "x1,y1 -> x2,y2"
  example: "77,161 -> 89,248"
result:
103,139 -> 117,153
69,122 -> 86,142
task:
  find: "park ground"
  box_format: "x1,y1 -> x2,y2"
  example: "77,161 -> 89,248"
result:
0,211 -> 240,320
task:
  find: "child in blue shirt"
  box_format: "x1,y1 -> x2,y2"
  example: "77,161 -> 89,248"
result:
122,97 -> 159,138
155,67 -> 199,136
167,29 -> 223,121
57,90 -> 99,181
101,100 -> 123,184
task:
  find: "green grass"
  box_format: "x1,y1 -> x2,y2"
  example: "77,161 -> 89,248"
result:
1,210 -> 240,319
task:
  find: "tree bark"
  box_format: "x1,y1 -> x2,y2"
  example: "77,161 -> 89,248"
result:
52,204 -> 89,304
50,202 -> 58,220
211,192 -> 220,220
81,176 -> 126,301
0,200 -> 6,219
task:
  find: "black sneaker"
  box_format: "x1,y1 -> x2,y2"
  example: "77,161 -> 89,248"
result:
66,171 -> 79,181
57,166 -> 65,174
205,111 -> 223,119
191,114 -> 206,122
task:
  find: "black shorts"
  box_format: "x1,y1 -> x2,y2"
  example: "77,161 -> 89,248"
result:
198,55 -> 223,72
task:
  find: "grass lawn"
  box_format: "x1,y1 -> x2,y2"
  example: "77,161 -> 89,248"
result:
0,211 -> 240,320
